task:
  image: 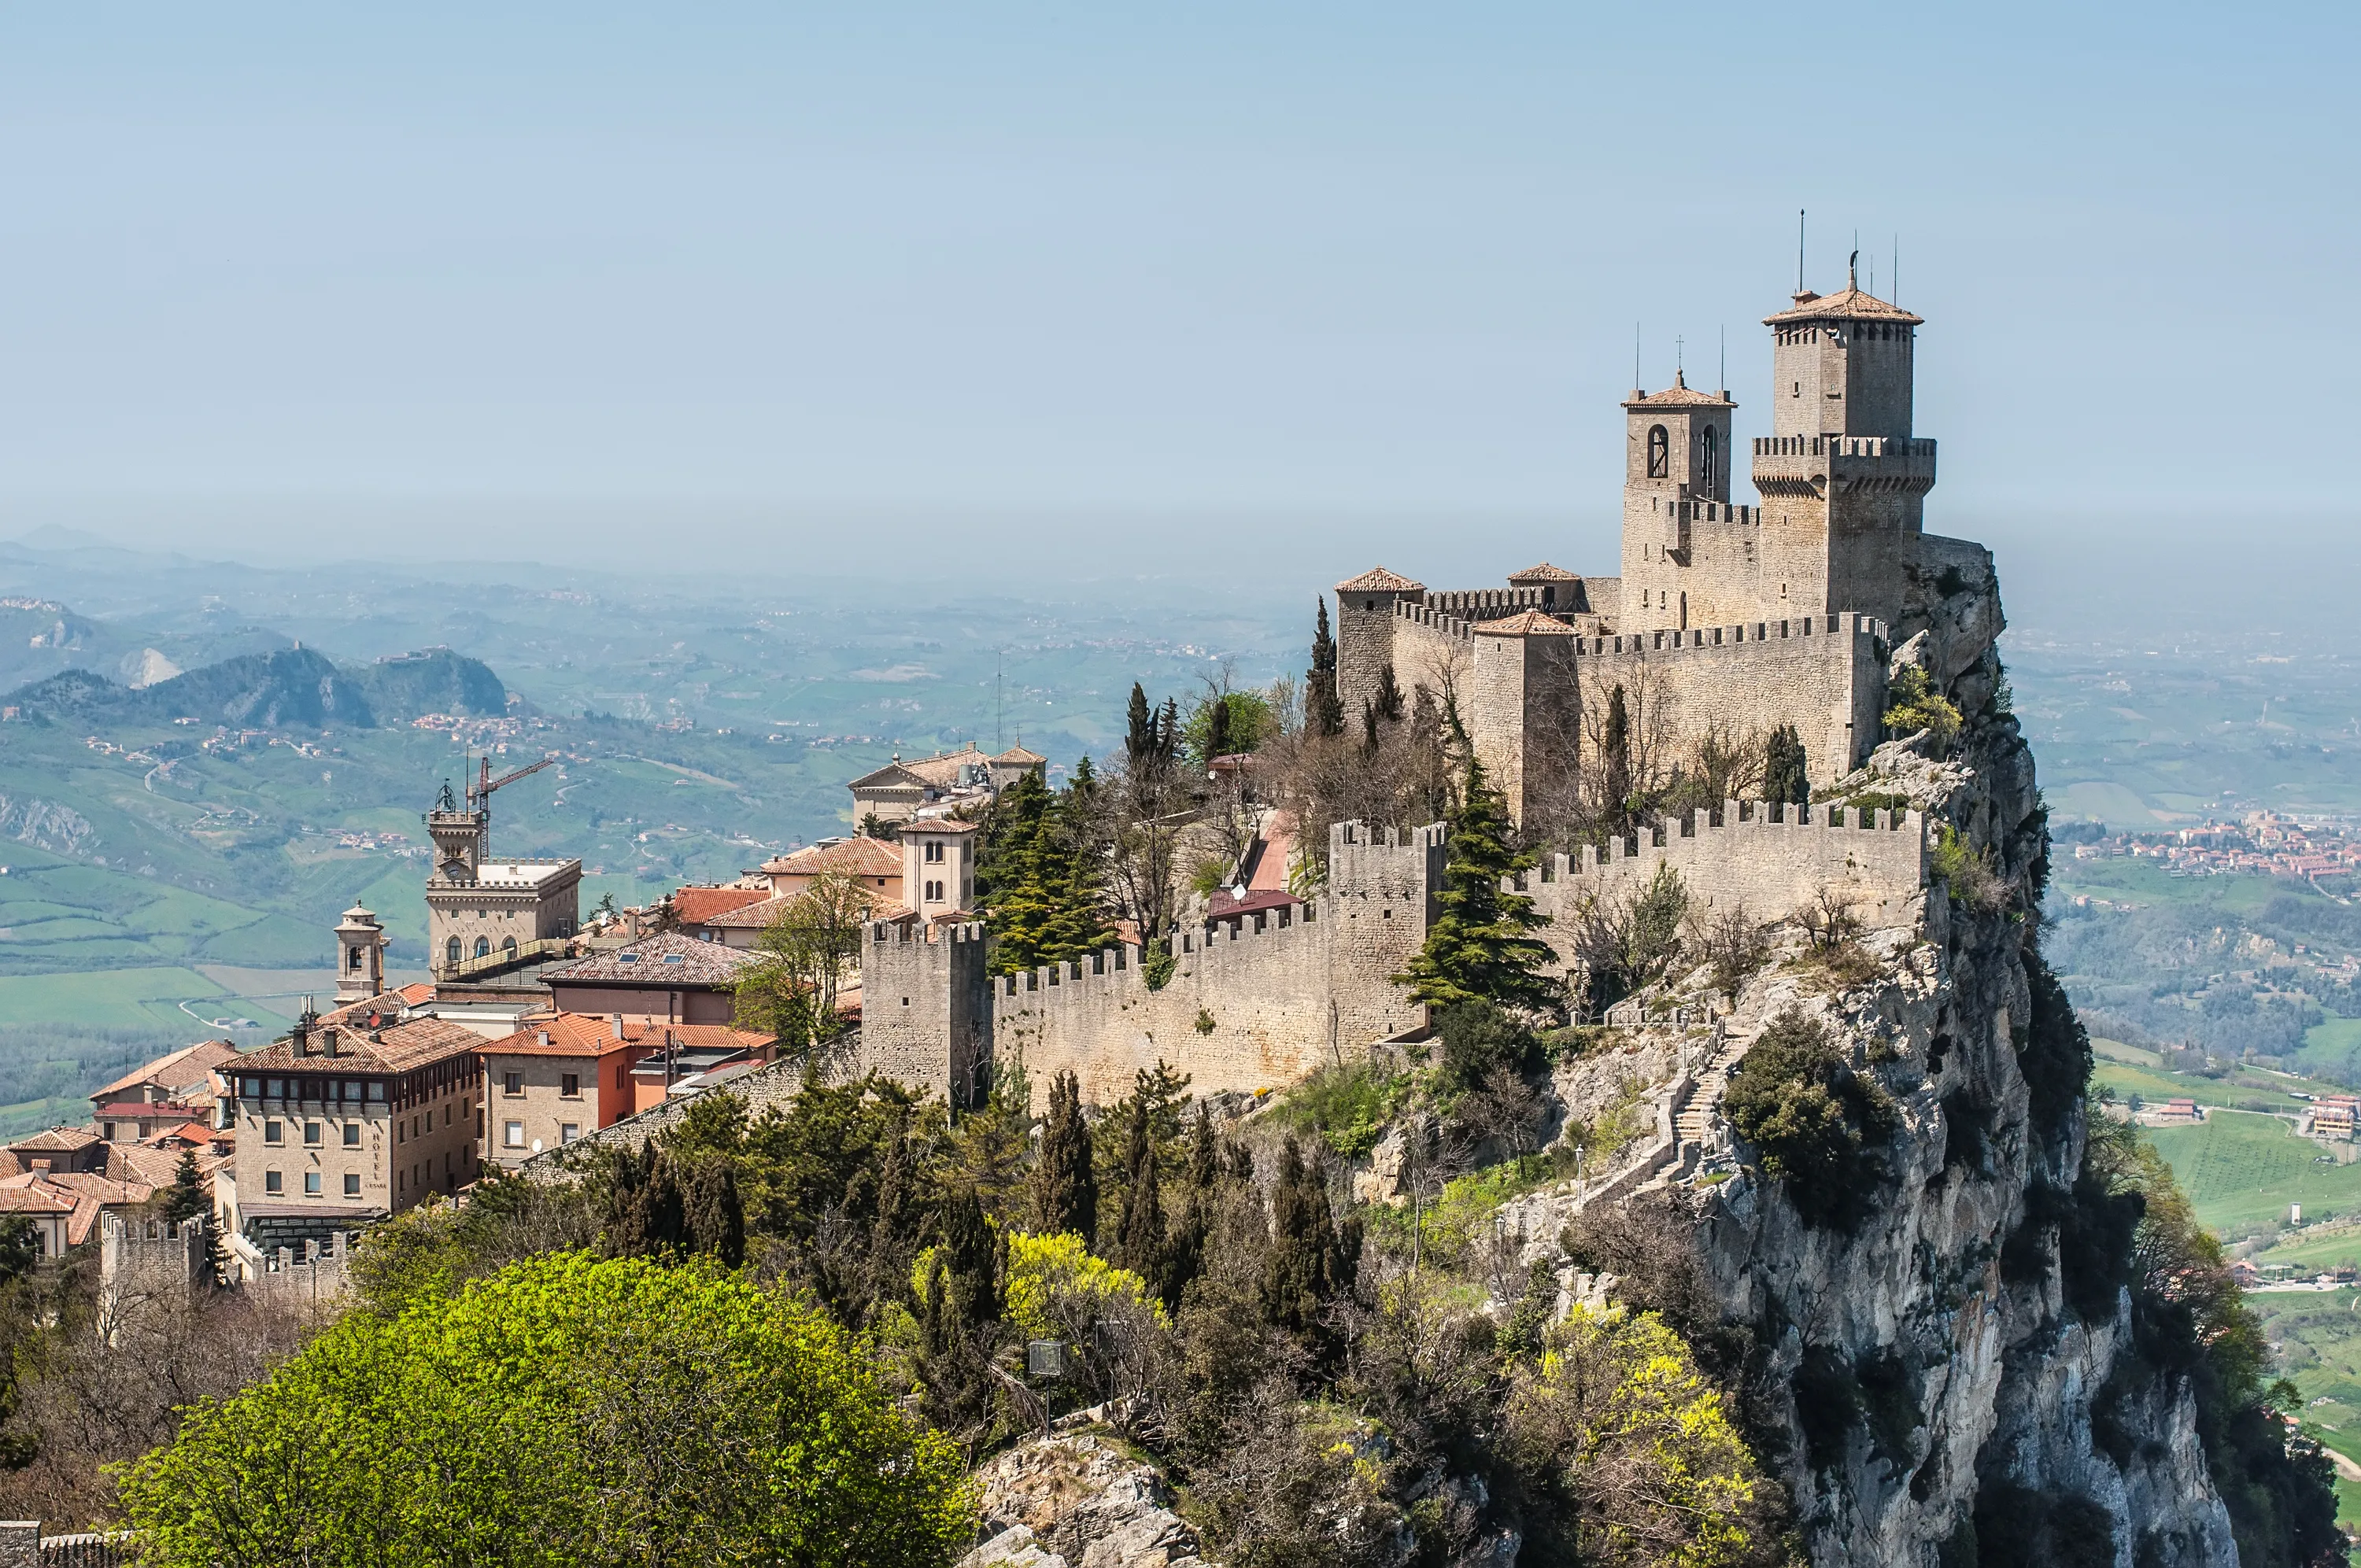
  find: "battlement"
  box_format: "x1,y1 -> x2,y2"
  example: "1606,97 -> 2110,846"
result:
1569,613 -> 1887,659
996,901 -> 1324,1002
866,919 -> 988,946
1422,586 -> 1550,620
1391,600 -> 1477,643
1753,435 -> 1937,498
1669,500 -> 1759,527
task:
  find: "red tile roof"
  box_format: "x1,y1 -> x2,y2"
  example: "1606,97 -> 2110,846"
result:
0,1182 -> 73,1216
1762,286 -> 1923,327
228,1016 -> 486,1075
1472,610 -> 1577,636
1507,563 -> 1581,582
903,817 -> 981,836
1336,566 -> 1424,593
90,1039 -> 242,1101
7,1127 -> 103,1154
544,932 -> 754,987
671,886 -> 771,924
1623,371 -> 1733,408
992,745 -> 1046,766
760,838 -> 903,880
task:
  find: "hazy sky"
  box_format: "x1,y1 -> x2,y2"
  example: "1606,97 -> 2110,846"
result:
2,3 -> 2355,615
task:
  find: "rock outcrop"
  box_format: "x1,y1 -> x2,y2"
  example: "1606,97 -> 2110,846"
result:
959,1432 -> 1208,1568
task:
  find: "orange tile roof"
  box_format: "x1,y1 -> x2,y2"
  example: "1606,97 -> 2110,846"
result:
481,1012 -> 779,1059
1762,286 -> 1923,327
760,838 -> 903,879
903,817 -> 981,836
992,745 -> 1046,766
545,932 -> 753,987
0,1182 -> 73,1216
8,1127 -> 103,1154
671,886 -> 771,924
1507,563 -> 1581,581
1336,566 -> 1424,593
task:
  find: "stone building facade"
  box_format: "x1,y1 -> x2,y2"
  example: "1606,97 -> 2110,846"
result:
423,788 -> 581,978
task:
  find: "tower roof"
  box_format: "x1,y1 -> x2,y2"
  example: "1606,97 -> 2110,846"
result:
1506,562 -> 1580,582
1623,369 -> 1734,409
1763,286 -> 1922,327
1336,566 -> 1424,594
1472,610 -> 1577,636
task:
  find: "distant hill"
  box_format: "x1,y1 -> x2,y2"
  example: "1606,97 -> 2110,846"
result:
0,596 -> 294,692
2,646 -> 506,729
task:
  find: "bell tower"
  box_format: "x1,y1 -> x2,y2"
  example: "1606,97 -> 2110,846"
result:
333,902 -> 387,1005
1618,369 -> 1735,632
423,777 -> 487,884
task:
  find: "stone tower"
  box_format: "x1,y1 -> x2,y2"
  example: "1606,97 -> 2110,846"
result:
1752,262 -> 1938,628
1618,368 -> 1736,633
333,902 -> 387,1004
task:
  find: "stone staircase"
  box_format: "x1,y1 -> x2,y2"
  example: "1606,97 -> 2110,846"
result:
1669,1020 -> 1759,1162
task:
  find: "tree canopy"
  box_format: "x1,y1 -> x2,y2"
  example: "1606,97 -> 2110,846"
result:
116,1252 -> 972,1568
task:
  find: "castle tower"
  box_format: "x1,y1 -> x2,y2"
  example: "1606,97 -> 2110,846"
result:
1332,566 -> 1427,728
1753,261 -> 1938,625
423,777 -> 488,884
333,903 -> 387,1004
1618,369 -> 1735,632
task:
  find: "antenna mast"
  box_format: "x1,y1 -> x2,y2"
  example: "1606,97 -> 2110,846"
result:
1796,209 -> 1805,293
1632,323 -> 1642,392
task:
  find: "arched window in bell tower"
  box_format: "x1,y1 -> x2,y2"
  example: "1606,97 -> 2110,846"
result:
1646,425 -> 1669,479
1700,426 -> 1717,490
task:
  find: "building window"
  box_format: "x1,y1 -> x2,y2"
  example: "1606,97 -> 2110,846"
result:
560,1073 -> 580,1098
502,935 -> 518,957
304,1122 -> 322,1146
924,840 -> 944,863
343,1123 -> 360,1147
1646,425 -> 1669,479
1701,426 -> 1717,489
504,1121 -> 525,1149
348,946 -> 363,972
445,936 -> 462,965
265,1170 -> 283,1194
304,1171 -> 322,1196
474,936 -> 491,959
264,1119 -> 283,1146
560,1123 -> 579,1143
503,1072 -> 523,1097
343,1173 -> 361,1197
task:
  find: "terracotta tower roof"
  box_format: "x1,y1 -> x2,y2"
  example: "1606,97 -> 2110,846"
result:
1336,566 -> 1424,594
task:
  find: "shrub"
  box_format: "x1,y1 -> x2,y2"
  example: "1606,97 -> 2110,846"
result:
1272,1059 -> 1410,1160
1933,825 -> 2008,913
1883,665 -> 1963,748
1722,1010 -> 1897,1228
1687,902 -> 1772,1000
1433,999 -> 1541,1095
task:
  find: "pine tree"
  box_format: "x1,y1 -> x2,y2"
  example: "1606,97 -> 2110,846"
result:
1040,764 -> 1114,966
1157,697 -> 1181,764
161,1151 -> 206,1224
1307,599 -> 1346,737
1395,751 -> 1561,1013
1030,1071 -> 1097,1246
1764,723 -> 1809,810
1114,1096 -> 1166,1289
1602,683 -> 1633,836
977,770 -> 1057,975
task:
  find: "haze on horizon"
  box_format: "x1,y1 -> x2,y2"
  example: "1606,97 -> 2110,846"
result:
1,2 -> 2355,633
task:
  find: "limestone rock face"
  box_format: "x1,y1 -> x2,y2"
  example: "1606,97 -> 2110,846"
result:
1692,671 -> 2240,1565
960,1433 -> 1209,1568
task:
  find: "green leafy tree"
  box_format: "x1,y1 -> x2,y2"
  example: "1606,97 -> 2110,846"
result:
116,1253 -> 974,1568
1029,1070 -> 1097,1248
1395,753 -> 1561,1015
1763,723 -> 1809,809
731,869 -> 872,1055
1723,1009 -> 1897,1228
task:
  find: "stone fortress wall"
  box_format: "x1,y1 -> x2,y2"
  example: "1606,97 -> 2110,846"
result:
863,824 -> 1441,1109
1520,802 -> 1931,975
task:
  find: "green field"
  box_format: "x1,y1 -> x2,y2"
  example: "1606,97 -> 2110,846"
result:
0,966 -> 234,1031
2148,1109 -> 2361,1235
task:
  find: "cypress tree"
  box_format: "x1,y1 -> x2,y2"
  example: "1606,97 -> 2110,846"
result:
1764,723 -> 1809,810
1395,751 -> 1561,1014
685,1158 -> 746,1267
1307,600 -> 1346,737
1125,683 -> 1158,767
1030,1071 -> 1098,1246
1262,1137 -> 1345,1336
1602,683 -> 1633,836
1157,697 -> 1182,764
1114,1095 -> 1166,1287
1205,693 -> 1232,761
1373,662 -> 1405,724
1362,699 -> 1380,756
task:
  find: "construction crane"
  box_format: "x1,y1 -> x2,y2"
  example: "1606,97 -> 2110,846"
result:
471,753 -> 557,810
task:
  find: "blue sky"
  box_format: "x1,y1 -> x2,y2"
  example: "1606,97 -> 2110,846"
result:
0,2 -> 2354,618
